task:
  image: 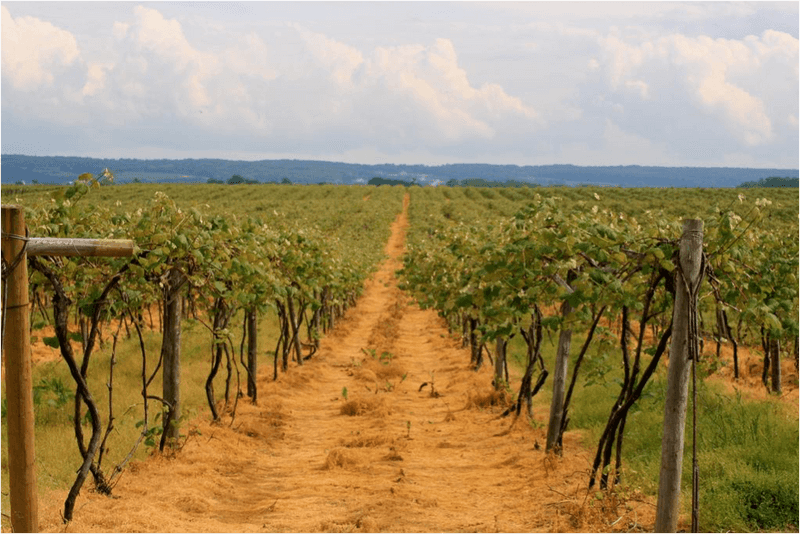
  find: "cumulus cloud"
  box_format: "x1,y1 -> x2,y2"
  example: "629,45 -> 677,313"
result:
359,38 -> 539,144
294,24 -> 364,87
2,4 -> 538,154
590,29 -> 798,147
82,62 -> 113,97
363,41 -> 495,142
112,21 -> 130,40
1,5 -> 81,90
1,3 -> 795,167
223,32 -> 277,82
129,5 -> 217,110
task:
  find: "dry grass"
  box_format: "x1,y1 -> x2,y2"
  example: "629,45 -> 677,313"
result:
323,447 -> 363,470
463,388 -> 511,410
340,432 -> 393,448
369,360 -> 407,381
339,396 -> 389,417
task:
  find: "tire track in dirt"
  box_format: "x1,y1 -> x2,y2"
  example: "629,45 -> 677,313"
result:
39,193 -> 656,533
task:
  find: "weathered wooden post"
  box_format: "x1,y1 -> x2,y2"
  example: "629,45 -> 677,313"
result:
655,219 -> 704,533
494,337 -> 507,391
246,309 -> 258,401
546,296 -> 574,454
2,205 -> 39,533
769,337 -> 781,394
2,204 -> 134,531
161,267 -> 184,442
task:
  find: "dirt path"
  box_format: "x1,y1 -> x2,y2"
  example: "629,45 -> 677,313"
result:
39,194 -> 655,533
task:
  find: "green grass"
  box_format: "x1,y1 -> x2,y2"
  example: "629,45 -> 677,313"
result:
508,341 -> 799,532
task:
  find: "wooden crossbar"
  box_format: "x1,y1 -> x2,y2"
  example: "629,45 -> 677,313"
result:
26,237 -> 135,257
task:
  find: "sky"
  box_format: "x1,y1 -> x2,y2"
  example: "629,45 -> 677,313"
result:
1,1 -> 798,168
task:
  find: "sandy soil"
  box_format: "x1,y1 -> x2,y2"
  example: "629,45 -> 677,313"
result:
36,195 -> 659,533
31,193 -> 797,533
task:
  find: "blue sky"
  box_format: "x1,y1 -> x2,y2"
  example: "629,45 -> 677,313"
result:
2,1 -> 798,168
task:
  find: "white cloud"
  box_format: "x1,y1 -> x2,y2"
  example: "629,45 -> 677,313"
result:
130,6 -> 217,110
696,69 -> 772,145
112,21 -> 129,40
1,3 -> 795,168
591,29 -> 797,147
2,5 -> 540,148
223,32 -> 277,82
624,79 -> 649,99
597,33 -> 651,89
1,6 -> 81,90
82,62 -> 113,97
361,38 -> 539,144
293,24 -> 364,87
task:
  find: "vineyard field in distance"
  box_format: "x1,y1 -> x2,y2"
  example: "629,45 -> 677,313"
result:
1,180 -> 797,532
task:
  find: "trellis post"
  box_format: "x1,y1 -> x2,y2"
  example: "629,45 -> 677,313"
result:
1,204 -> 134,532
655,219 -> 704,533
2,205 -> 38,533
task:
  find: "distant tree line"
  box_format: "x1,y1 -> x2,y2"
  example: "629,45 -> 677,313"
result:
208,175 -> 293,185
367,176 -> 417,187
737,177 -> 798,188
366,176 -> 540,188
445,177 -> 539,188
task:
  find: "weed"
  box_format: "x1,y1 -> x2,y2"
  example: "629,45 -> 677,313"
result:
33,377 -> 70,409
360,347 -> 393,365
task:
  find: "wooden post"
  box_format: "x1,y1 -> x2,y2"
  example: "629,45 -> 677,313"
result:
246,309 -> 258,401
655,219 -> 704,533
769,337 -> 781,394
494,337 -> 507,391
161,268 -> 184,442
2,205 -> 39,533
546,298 -> 573,454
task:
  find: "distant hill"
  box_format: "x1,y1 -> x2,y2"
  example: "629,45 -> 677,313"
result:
1,154 -> 797,188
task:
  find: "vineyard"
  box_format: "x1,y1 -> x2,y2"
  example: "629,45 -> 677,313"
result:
1,180 -> 798,532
